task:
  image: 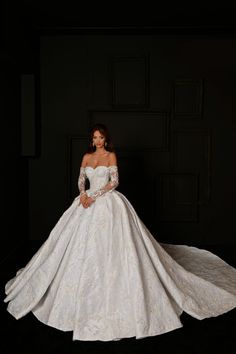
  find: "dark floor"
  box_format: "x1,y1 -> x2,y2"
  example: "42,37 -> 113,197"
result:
1,243 -> 236,354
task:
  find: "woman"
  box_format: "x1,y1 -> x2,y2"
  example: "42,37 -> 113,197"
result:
4,123 -> 236,341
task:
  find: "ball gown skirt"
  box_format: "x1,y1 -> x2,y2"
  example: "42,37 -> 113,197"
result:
4,166 -> 236,341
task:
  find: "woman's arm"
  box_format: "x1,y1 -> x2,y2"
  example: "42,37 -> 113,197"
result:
78,154 -> 90,207
89,153 -> 119,201
89,166 -> 119,201
78,154 -> 89,196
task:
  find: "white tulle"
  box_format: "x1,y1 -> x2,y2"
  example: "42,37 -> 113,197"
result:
4,166 -> 236,341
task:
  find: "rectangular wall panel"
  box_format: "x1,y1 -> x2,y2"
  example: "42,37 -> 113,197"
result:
158,173 -> 199,222
20,74 -> 36,156
111,56 -> 149,108
90,111 -> 169,151
172,129 -> 211,204
173,79 -> 204,119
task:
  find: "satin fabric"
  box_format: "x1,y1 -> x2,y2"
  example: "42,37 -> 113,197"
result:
4,166 -> 236,341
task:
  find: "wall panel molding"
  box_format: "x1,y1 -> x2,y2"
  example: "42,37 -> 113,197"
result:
173,79 -> 204,119
111,55 -> 149,109
172,129 -> 212,205
20,74 -> 36,156
158,173 -> 199,222
89,110 -> 170,151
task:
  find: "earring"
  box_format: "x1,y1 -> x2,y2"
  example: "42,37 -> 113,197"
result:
105,142 -> 107,147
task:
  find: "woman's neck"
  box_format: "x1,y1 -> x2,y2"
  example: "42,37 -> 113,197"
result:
94,147 -> 107,155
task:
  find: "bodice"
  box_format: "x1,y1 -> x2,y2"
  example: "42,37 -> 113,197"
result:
85,166 -> 111,192
78,165 -> 119,200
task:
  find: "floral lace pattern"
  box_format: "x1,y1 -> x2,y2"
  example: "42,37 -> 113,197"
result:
78,165 -> 119,200
78,167 -> 86,195
89,166 -> 119,200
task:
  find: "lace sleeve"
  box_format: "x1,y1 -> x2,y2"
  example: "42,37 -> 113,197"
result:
78,167 -> 87,195
90,165 -> 119,201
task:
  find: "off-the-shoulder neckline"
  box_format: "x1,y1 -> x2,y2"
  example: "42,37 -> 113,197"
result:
82,165 -> 117,170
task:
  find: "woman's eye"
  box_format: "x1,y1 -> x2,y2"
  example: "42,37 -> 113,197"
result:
93,136 -> 104,140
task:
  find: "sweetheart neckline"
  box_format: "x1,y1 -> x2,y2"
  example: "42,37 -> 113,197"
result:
85,165 -> 116,170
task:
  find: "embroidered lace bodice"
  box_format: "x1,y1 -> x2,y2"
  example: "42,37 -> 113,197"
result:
78,165 -> 119,200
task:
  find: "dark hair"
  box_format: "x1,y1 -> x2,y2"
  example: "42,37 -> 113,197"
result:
87,123 -> 114,153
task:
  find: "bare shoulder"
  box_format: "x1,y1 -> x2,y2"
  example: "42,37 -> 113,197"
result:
81,153 -> 91,167
108,152 -> 117,166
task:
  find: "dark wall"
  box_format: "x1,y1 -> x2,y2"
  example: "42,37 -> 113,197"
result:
1,60 -> 29,260
1,2 -> 36,260
25,34 -> 236,246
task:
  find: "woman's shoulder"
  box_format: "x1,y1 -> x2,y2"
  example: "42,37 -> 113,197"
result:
81,153 -> 92,166
83,152 -> 92,158
82,153 -> 91,160
108,151 -> 117,165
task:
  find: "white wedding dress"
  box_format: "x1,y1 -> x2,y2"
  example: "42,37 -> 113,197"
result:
4,165 -> 236,341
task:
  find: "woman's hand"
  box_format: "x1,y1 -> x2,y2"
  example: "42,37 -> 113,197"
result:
79,193 -> 95,208
82,197 -> 95,208
79,193 -> 87,207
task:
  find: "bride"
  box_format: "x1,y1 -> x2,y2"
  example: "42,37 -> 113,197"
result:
4,123 -> 236,341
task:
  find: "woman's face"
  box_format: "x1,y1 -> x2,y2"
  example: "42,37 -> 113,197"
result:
93,130 -> 105,149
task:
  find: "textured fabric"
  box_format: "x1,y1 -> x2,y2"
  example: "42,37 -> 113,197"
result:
4,165 -> 236,341
78,167 -> 86,195
78,165 -> 119,200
